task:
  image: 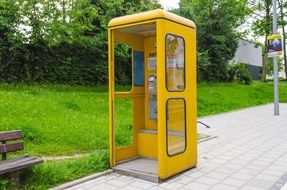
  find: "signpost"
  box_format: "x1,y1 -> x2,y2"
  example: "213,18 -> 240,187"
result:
272,0 -> 280,116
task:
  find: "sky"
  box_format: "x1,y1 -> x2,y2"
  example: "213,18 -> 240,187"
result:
159,0 -> 179,10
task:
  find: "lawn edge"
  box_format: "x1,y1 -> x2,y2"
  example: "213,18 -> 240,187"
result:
197,135 -> 217,144
50,169 -> 113,190
198,103 -> 274,119
50,135 -> 217,190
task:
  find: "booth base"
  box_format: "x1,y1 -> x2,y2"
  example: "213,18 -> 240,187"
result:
113,158 -> 159,183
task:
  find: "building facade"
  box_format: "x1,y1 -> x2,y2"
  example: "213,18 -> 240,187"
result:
232,39 -> 263,80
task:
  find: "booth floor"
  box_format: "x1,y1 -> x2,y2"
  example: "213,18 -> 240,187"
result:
113,158 -> 158,182
63,103 -> 287,190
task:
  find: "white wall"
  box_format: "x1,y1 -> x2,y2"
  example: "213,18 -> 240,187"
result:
232,39 -> 263,67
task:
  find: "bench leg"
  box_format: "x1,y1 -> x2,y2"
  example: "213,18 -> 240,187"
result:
7,171 -> 20,186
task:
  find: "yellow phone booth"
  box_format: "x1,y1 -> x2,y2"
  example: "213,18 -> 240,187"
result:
108,9 -> 197,182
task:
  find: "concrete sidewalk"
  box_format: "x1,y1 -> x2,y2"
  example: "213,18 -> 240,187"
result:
65,103 -> 287,190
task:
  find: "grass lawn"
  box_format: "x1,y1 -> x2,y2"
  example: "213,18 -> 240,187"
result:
198,81 -> 287,116
0,81 -> 286,189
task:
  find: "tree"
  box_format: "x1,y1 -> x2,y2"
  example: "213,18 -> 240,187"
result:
179,0 -> 250,82
0,0 -> 161,84
277,0 -> 287,79
17,0 -> 97,45
89,0 -> 161,84
250,0 -> 287,80
250,0 -> 272,81
0,0 -> 24,82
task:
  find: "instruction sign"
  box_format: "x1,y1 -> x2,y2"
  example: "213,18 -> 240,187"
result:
148,57 -> 156,70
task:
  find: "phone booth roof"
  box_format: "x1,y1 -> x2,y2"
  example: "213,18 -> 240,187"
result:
108,9 -> 196,29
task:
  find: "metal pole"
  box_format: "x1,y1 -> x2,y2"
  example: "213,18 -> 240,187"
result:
272,0 -> 279,115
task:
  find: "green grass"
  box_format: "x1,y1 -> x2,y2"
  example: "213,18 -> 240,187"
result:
1,151 -> 109,190
198,81 -> 287,116
0,81 -> 286,189
0,84 -> 110,156
1,82 -> 286,156
21,151 -> 108,190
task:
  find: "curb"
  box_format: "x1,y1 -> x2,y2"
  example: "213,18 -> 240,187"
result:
198,103 -> 274,120
50,169 -> 113,190
198,135 -> 217,144
50,135 -> 216,190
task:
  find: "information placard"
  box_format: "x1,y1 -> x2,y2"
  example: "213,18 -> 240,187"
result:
267,35 -> 283,57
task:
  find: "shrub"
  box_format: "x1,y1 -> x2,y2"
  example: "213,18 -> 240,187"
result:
227,63 -> 252,85
197,51 -> 212,82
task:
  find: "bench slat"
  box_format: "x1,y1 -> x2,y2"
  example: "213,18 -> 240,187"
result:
0,142 -> 24,154
0,157 -> 43,174
0,156 -> 30,165
0,130 -> 23,142
0,156 -> 34,166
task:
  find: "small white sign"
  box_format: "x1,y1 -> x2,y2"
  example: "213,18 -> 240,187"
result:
148,58 -> 156,70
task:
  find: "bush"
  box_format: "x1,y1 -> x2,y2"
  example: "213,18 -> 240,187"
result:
197,51 -> 212,82
227,63 -> 252,85
0,41 -> 132,86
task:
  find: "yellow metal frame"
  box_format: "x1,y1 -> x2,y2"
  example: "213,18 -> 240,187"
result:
108,9 -> 197,181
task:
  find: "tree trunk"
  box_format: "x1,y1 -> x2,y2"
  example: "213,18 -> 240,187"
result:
279,1 -> 287,79
262,34 -> 268,81
283,29 -> 287,79
62,0 -> 66,22
261,0 -> 271,82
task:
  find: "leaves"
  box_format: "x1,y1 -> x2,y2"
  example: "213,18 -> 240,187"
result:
179,0 -> 250,82
0,0 -> 161,85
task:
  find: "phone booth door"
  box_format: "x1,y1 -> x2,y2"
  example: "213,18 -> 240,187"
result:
157,19 -> 197,180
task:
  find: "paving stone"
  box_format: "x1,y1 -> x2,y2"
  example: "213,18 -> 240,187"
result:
67,187 -> 86,190
224,163 -> 243,170
222,178 -> 247,187
262,169 -> 285,177
176,176 -> 195,184
255,174 -> 279,182
149,186 -> 169,190
89,183 -> 117,190
240,185 -> 266,190
238,168 -> 261,176
248,179 -> 274,189
119,185 -> 143,190
229,159 -> 249,166
214,167 -> 236,175
206,171 -> 228,180
195,176 -> 220,185
158,182 -> 183,190
107,179 -> 128,187
182,182 -> 210,190
186,171 -> 205,178
131,180 -> 156,189
231,173 -> 254,181
210,183 -> 238,190
267,165 -> 287,172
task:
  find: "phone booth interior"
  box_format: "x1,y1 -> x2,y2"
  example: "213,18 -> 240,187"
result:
108,9 -> 197,182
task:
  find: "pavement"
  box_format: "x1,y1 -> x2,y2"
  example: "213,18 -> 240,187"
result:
65,103 -> 287,190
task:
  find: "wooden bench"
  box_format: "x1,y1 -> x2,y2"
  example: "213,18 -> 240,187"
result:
0,130 -> 43,184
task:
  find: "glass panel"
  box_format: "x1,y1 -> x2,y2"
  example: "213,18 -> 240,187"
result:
115,98 -> 133,147
115,43 -> 132,91
166,35 -> 185,91
167,99 -> 186,156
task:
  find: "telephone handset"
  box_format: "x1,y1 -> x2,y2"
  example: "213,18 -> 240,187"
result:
148,75 -> 157,97
148,74 -> 157,120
